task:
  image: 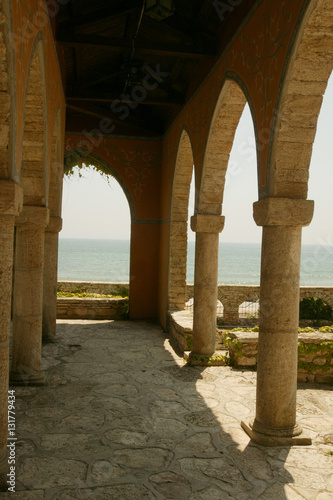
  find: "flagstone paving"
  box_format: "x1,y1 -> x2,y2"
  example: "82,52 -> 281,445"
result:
2,319 -> 333,499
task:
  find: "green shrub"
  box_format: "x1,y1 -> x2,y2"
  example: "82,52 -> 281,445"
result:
299,297 -> 332,321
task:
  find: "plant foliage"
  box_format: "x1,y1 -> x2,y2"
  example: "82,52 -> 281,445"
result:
299,297 -> 332,321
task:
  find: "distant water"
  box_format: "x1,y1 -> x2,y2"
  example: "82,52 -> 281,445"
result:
58,239 -> 333,286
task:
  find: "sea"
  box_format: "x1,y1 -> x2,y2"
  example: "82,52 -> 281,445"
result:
58,238 -> 333,286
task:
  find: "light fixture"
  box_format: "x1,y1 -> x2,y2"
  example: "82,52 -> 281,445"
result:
145,0 -> 175,21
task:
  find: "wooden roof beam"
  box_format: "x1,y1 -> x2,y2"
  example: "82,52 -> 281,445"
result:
56,34 -> 216,58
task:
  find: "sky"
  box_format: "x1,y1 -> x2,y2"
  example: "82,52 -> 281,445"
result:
61,73 -> 333,245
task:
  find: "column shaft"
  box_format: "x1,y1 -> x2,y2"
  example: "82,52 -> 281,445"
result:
242,197 -> 314,446
43,217 -> 62,340
190,214 -> 224,357
0,181 -> 23,489
0,216 -> 16,489
193,232 -> 219,355
255,225 -> 302,431
11,206 -> 49,385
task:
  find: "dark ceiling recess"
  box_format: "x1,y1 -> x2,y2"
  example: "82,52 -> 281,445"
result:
55,0 -> 258,137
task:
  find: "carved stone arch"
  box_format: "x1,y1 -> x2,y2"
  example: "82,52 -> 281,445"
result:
20,37 -> 48,206
64,148 -> 135,221
48,108 -> 63,217
168,128 -> 194,311
268,0 -> 333,199
197,77 -> 253,215
0,0 -> 16,180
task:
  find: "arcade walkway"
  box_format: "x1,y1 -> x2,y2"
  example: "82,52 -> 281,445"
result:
4,320 -> 333,499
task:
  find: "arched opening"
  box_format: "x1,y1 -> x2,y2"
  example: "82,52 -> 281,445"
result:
269,0 -> 333,200
168,129 -> 194,312
301,72 -> 333,286
59,150 -> 133,286
20,40 -> 47,205
199,79 -> 259,325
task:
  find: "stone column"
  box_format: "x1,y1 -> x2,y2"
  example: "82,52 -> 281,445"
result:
10,206 -> 49,386
43,217 -> 62,342
190,214 -> 225,357
0,181 -> 23,490
241,197 -> 314,446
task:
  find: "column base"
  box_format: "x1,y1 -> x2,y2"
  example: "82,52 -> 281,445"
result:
185,350 -> 228,366
241,420 -> 312,447
42,333 -> 58,344
9,370 -> 46,386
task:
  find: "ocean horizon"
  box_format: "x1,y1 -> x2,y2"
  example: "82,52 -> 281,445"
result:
58,238 -> 333,286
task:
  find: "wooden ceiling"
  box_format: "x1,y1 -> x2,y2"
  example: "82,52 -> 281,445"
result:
56,0 -> 257,137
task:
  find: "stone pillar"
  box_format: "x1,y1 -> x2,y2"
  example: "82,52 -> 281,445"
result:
10,206 -> 49,386
190,214 -> 225,357
241,197 -> 314,446
43,217 -> 62,342
0,181 -> 23,490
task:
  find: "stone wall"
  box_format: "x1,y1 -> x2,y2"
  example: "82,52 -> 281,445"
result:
57,281 -> 129,295
225,330 -> 333,384
57,282 -> 129,320
57,297 -> 128,320
169,311 -> 333,384
185,285 -> 333,325
57,282 -> 333,324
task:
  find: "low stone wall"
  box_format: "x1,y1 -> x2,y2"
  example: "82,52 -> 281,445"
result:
57,297 -> 128,320
225,330 -> 333,384
57,281 -> 129,320
185,285 -> 333,325
57,281 -> 129,295
169,311 -> 333,384
169,310 -> 193,353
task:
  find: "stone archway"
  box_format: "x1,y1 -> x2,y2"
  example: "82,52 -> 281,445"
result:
189,79 -> 254,357
63,148 -> 135,221
168,129 -> 194,311
197,78 -> 249,215
268,0 -> 333,199
20,39 -> 48,205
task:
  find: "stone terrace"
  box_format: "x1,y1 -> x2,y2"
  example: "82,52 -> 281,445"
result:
3,320 -> 333,499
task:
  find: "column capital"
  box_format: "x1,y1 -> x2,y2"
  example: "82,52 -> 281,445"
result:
191,214 -> 225,233
0,180 -> 23,216
46,216 -> 62,233
253,198 -> 314,227
15,205 -> 49,229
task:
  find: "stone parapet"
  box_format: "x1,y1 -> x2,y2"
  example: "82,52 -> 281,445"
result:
57,297 -> 128,320
57,281 -> 129,295
225,330 -> 333,384
169,310 -> 193,353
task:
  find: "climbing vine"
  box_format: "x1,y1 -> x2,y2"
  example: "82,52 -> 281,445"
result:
64,153 -> 115,185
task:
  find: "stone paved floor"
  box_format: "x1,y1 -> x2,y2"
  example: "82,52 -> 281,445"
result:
2,319 -> 333,500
